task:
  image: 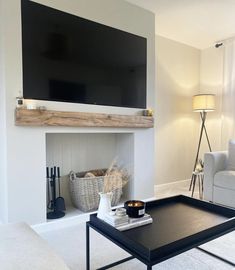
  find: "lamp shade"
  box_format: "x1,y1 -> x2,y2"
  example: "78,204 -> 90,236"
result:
193,94 -> 215,112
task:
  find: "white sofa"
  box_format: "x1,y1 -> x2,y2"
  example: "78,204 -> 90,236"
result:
204,151 -> 235,208
0,222 -> 70,270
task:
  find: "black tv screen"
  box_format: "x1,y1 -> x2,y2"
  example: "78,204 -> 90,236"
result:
21,0 -> 147,108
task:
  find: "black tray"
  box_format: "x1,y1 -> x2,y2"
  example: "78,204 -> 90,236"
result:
89,195 -> 235,265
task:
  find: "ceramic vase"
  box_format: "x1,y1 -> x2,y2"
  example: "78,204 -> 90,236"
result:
97,192 -> 112,220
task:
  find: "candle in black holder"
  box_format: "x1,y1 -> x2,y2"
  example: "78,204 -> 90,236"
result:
124,200 -> 145,218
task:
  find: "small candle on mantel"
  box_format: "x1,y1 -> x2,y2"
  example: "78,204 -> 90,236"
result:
25,99 -> 37,110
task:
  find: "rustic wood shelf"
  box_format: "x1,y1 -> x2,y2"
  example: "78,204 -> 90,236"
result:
15,108 -> 154,128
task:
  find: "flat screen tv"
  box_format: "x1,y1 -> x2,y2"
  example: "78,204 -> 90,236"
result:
21,0 -> 147,109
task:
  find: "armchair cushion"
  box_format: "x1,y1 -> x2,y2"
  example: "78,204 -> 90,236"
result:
204,151 -> 228,202
214,170 -> 235,191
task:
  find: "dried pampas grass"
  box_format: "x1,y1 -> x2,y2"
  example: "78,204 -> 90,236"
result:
103,158 -> 129,193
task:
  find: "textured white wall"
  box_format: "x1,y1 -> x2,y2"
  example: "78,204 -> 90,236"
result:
1,0 -> 155,224
155,35 -> 200,185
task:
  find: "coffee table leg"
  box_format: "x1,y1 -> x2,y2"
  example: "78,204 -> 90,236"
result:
86,222 -> 90,270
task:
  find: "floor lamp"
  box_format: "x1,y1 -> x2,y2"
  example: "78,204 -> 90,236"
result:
189,94 -> 215,191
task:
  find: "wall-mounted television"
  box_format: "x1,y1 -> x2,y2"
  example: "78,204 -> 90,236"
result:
21,0 -> 147,109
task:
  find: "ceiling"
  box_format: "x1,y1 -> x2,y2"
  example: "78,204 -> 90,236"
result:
126,0 -> 235,49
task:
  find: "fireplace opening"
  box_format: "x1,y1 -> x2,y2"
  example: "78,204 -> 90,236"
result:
46,133 -> 134,221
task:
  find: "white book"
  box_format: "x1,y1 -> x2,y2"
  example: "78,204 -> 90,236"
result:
104,214 -> 128,226
129,214 -> 151,224
104,219 -> 128,226
104,219 -> 129,227
103,213 -> 153,231
116,217 -> 153,231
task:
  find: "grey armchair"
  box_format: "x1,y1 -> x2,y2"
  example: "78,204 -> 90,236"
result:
204,151 -> 235,208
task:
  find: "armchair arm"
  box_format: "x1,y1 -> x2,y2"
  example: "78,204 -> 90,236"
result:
204,151 -> 228,202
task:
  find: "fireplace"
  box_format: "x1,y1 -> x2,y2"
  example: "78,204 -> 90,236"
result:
2,110 -> 154,226
0,0 -> 155,226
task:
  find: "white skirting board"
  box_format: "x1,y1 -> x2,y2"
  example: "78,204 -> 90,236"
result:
154,179 -> 190,192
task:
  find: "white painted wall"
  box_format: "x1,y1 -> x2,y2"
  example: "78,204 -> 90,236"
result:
155,39 -> 223,186
1,0 -> 155,224
0,0 -> 8,223
155,35 -> 200,185
199,46 -> 224,153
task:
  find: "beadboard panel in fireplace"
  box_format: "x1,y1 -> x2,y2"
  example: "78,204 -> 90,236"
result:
46,133 -> 134,206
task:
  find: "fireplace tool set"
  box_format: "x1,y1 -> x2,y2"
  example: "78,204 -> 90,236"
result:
46,166 -> 66,219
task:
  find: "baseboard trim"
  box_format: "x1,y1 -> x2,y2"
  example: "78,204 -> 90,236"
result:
154,179 -> 190,192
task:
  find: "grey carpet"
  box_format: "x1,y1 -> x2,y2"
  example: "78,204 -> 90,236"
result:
199,230 -> 235,265
40,223 -> 234,270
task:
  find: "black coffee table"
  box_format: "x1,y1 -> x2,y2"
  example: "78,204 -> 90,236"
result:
86,195 -> 235,270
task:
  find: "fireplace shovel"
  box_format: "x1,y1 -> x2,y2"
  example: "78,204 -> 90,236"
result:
55,167 -> 66,212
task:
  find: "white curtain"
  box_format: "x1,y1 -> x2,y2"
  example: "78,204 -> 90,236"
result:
221,40 -> 235,149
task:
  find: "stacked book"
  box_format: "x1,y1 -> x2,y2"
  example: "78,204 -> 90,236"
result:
104,213 -> 153,231
104,213 -> 129,228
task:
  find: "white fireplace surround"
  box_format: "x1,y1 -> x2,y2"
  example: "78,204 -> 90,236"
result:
2,124 -> 155,226
18,127 -> 155,225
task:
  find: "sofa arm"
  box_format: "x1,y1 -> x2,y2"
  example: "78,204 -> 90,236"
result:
0,222 -> 70,270
204,151 -> 228,202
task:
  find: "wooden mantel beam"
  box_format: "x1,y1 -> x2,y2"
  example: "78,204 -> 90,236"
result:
15,108 -> 154,128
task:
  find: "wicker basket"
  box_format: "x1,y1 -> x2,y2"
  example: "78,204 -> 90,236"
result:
69,169 -> 123,212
